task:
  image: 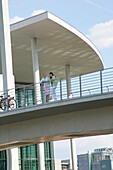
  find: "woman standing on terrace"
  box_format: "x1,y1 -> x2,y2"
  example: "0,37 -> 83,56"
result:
40,73 -> 50,103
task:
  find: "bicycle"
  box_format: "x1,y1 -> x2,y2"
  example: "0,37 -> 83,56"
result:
0,95 -> 16,111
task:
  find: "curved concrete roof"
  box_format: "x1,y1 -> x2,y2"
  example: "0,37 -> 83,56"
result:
0,12 -> 104,84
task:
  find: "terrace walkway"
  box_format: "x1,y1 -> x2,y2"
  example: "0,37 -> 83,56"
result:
0,67 -> 113,150
0,67 -> 113,111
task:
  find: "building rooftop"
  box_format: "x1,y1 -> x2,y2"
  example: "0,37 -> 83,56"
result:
0,11 -> 104,84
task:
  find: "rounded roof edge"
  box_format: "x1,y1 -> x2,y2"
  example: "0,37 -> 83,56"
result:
10,11 -> 104,69
47,12 -> 104,69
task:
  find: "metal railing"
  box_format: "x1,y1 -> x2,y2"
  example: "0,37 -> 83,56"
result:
0,67 -> 113,112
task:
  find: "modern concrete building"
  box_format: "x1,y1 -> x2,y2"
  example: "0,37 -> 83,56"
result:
0,0 -> 105,170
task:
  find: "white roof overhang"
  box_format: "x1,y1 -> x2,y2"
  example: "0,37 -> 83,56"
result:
0,12 -> 104,84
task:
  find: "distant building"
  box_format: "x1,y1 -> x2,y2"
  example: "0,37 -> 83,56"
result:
100,159 -> 111,170
54,159 -> 71,170
92,147 -> 113,170
91,159 -> 112,170
77,148 -> 113,170
61,159 -> 70,170
92,162 -> 100,170
78,153 -> 91,170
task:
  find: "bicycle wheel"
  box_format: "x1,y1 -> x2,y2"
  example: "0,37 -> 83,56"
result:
9,99 -> 16,110
0,101 -> 6,111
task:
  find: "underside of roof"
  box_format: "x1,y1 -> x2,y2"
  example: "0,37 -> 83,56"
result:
0,12 -> 104,84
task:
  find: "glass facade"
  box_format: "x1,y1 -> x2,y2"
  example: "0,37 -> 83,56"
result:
0,142 -> 54,170
16,87 -> 46,107
18,142 -> 55,170
16,88 -> 35,108
0,151 -> 7,170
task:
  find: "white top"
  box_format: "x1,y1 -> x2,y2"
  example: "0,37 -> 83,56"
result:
39,77 -> 50,88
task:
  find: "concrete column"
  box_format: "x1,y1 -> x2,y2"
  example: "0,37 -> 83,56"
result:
0,0 -> 15,94
65,64 -> 71,98
7,150 -> 12,170
38,143 -> 45,170
31,38 -> 41,104
66,65 -> 77,169
31,38 -> 45,170
50,142 -> 55,170
70,139 -> 77,170
7,148 -> 19,170
0,1 -> 18,170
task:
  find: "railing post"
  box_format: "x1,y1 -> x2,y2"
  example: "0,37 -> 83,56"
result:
60,78 -> 62,101
32,88 -> 35,105
79,74 -> 82,97
41,83 -> 44,104
23,85 -> 26,107
100,70 -> 103,94
34,83 -> 36,105
7,90 -> 9,111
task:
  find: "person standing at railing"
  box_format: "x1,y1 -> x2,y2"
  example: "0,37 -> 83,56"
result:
39,73 -> 50,103
49,72 -> 58,101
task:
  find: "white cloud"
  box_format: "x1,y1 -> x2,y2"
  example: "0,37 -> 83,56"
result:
10,16 -> 25,24
31,10 -> 45,16
86,20 -> 113,49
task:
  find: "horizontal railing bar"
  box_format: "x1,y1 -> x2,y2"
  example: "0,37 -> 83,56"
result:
0,67 -> 113,112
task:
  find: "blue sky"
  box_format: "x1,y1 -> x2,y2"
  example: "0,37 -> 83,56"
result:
8,0 -> 113,68
8,0 -> 113,159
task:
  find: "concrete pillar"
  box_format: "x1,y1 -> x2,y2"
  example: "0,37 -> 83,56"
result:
7,150 -> 12,170
0,0 -> 15,94
31,38 -> 45,170
0,0 -> 18,170
7,148 -> 19,170
38,143 -> 45,170
66,65 -> 77,169
31,38 -> 41,104
65,64 -> 71,98
50,142 -> 55,170
70,139 -> 77,170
